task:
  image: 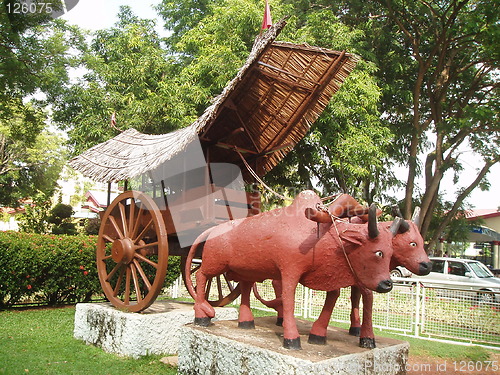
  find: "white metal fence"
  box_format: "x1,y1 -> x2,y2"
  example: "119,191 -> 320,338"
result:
165,277 -> 500,349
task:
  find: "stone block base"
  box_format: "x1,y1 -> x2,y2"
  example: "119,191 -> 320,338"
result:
73,301 -> 238,358
178,316 -> 409,375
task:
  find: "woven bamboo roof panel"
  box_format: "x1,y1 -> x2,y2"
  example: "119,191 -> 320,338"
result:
69,19 -> 359,183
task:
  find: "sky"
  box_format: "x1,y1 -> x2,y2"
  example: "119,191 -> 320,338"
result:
61,0 -> 165,34
60,1 -> 499,210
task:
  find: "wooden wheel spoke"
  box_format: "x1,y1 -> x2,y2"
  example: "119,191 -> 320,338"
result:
134,241 -> 159,250
113,267 -> 125,297
205,278 -> 213,299
224,273 -> 235,292
130,205 -> 144,239
190,264 -> 201,276
134,252 -> 159,268
216,276 -> 223,299
130,264 -> 142,302
134,218 -> 153,243
103,234 -> 116,243
133,259 -> 152,291
108,216 -> 124,239
124,267 -> 131,304
118,202 -> 128,237
128,199 -> 136,236
106,263 -> 123,282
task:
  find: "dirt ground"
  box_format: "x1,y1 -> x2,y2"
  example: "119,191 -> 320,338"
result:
407,353 -> 500,375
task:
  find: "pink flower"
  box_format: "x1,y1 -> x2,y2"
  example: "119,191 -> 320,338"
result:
83,271 -> 88,276
27,285 -> 32,290
79,265 -> 85,270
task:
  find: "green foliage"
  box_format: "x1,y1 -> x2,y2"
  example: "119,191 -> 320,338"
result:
0,104 -> 67,207
16,193 -> 52,234
83,217 -> 100,235
0,232 -> 100,307
0,231 -> 182,308
0,4 -> 82,206
48,203 -> 77,235
52,6 -> 201,155
266,9 -> 393,201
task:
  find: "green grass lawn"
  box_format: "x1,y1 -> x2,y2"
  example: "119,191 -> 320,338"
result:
0,306 -> 176,375
0,305 -> 497,374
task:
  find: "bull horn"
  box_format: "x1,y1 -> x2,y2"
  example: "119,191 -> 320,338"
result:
391,205 -> 410,233
389,217 -> 404,236
368,204 -> 379,238
305,208 -> 333,223
412,206 -> 421,227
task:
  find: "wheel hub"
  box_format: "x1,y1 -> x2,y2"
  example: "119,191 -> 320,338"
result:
111,238 -> 135,264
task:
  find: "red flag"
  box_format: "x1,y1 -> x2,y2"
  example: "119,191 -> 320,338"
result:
261,0 -> 272,30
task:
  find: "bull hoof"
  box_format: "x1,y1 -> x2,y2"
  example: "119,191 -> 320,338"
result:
359,337 -> 376,349
349,327 -> 361,337
283,337 -> 302,350
194,317 -> 211,327
238,320 -> 255,329
308,334 -> 326,345
276,317 -> 283,326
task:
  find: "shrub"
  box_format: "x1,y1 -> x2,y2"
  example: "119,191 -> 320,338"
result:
0,232 -> 100,307
0,231 -> 181,307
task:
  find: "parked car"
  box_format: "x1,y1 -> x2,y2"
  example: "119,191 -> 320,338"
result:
390,266 -> 412,278
412,257 -> 500,303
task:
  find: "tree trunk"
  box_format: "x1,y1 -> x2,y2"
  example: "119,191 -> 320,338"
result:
427,157 -> 500,251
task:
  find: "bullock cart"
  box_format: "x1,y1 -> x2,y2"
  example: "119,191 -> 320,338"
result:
69,20 -> 358,312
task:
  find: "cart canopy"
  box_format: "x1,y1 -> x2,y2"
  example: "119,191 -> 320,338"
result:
69,19 -> 358,183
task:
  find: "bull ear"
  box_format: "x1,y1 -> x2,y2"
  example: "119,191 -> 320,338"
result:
339,229 -> 365,247
368,204 -> 379,238
305,208 -> 332,223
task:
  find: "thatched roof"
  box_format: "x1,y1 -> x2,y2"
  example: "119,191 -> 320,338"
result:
69,19 -> 359,183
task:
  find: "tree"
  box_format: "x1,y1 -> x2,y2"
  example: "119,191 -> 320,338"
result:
157,0 -> 393,202
48,202 -> 77,235
1,1 -> 84,205
0,105 -> 67,206
266,9 -> 394,202
17,192 -> 52,234
319,0 -> 499,248
52,6 -> 202,155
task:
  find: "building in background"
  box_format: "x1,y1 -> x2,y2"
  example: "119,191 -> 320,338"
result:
464,209 -> 500,269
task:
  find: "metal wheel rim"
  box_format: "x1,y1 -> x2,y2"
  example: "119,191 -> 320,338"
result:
390,269 -> 402,279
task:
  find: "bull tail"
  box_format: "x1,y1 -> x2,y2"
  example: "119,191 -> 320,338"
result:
183,227 -> 216,300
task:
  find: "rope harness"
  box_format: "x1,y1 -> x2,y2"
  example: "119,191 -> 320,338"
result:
235,148 -> 361,283
314,203 -> 360,283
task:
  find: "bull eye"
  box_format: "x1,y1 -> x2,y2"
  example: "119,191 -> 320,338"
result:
375,251 -> 383,258
410,242 -> 417,247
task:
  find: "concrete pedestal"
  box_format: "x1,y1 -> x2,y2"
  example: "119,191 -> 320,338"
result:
178,316 -> 409,375
73,301 -> 238,358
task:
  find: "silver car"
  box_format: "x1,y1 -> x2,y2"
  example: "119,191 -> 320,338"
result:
412,257 -> 500,303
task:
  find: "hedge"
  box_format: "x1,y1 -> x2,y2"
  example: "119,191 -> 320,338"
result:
0,231 -> 181,307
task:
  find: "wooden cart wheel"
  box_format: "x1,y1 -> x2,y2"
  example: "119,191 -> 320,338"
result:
97,191 -> 168,312
181,256 -> 240,307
